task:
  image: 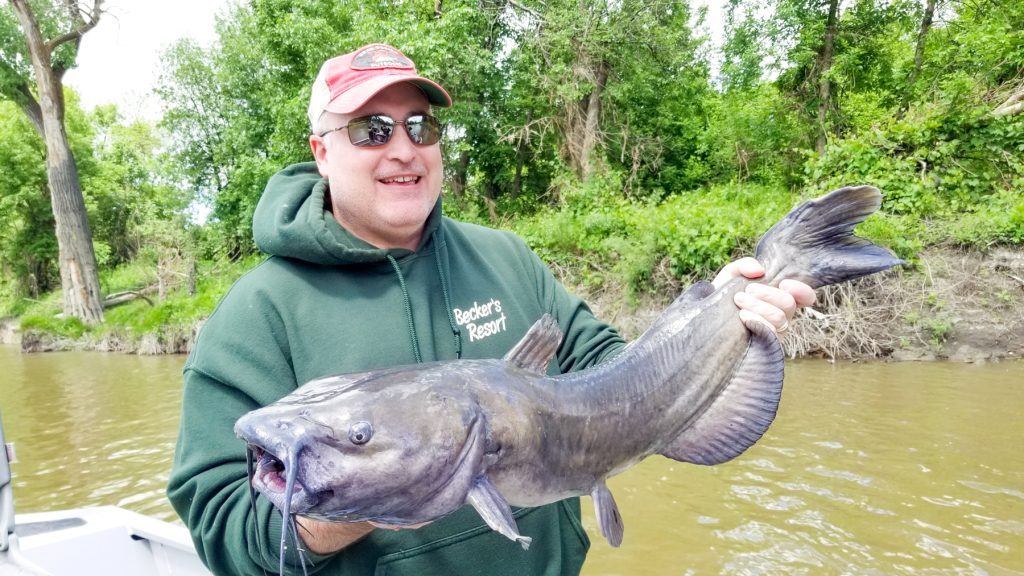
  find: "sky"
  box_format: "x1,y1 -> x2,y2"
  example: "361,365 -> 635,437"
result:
63,0 -> 232,120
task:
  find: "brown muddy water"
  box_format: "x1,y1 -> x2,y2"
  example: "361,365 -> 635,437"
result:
0,345 -> 1021,574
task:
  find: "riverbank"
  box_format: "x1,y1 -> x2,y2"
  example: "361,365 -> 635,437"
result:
571,247 -> 1024,362
3,247 -> 1023,362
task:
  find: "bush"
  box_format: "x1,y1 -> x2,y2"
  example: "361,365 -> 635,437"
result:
804,104 -> 1024,221
514,175 -> 799,294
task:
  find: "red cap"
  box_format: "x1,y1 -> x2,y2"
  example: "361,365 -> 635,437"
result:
308,43 -> 452,129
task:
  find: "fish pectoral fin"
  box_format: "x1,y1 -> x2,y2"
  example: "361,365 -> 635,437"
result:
660,318 -> 785,465
503,314 -> 562,374
591,482 -> 624,547
466,475 -> 532,550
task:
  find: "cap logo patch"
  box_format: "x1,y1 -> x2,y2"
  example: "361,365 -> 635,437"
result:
351,45 -> 414,71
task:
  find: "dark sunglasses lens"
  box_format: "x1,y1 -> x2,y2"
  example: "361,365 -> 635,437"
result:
405,115 -> 442,145
347,114 -> 441,147
348,115 -> 394,147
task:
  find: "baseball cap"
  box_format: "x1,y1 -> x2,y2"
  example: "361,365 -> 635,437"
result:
308,43 -> 452,131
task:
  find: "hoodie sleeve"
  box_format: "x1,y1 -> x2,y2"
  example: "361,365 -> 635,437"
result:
512,237 -> 627,374
166,264 -> 334,575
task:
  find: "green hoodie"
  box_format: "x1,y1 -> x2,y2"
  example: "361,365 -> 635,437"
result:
168,162 -> 626,575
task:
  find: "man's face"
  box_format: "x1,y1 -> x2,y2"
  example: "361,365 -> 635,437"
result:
310,82 -> 443,250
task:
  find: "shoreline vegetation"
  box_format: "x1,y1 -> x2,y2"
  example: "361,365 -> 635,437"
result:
4,188 -> 1019,360
8,248 -> 1024,362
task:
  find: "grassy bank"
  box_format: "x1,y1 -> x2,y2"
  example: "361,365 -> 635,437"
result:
4,181 -> 1023,359
11,255 -> 262,353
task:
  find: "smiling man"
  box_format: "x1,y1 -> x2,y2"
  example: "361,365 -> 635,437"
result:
168,43 -> 814,576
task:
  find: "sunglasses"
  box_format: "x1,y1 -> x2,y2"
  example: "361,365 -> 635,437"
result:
318,113 -> 443,147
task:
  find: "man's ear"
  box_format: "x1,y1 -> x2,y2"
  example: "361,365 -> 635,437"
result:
309,135 -> 330,177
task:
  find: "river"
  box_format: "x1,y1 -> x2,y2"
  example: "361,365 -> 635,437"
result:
0,344 -> 1021,574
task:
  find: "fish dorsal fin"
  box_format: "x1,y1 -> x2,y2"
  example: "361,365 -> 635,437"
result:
503,314 -> 563,374
659,318 -> 785,465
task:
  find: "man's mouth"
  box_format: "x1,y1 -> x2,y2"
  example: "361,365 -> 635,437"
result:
379,175 -> 420,184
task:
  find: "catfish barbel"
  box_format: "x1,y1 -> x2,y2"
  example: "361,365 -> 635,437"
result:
235,185 -> 904,565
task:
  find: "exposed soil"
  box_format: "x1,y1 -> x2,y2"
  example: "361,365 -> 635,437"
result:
581,247 -> 1024,363
4,248 -> 1024,362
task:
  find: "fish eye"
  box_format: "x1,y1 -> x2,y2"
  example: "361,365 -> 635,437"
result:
348,421 -> 373,445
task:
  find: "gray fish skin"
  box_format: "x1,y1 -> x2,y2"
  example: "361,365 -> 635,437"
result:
234,185 -> 904,550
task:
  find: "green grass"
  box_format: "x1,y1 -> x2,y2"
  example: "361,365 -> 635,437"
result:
12,254 -> 262,349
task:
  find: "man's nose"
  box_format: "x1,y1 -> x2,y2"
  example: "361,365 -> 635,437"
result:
384,125 -> 418,161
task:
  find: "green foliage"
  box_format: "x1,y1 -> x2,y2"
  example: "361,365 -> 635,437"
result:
0,100 -> 55,298
703,84 -> 808,186
804,105 -> 1024,240
83,106 -> 191,266
515,174 -> 797,293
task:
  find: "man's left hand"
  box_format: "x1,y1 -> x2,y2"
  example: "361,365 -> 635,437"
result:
713,257 -> 816,333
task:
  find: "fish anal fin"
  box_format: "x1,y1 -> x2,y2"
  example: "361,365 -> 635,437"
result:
503,314 -> 563,374
467,475 -> 532,549
660,318 -> 785,465
591,482 -> 624,547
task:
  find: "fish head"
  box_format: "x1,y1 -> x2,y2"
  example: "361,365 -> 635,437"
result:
234,367 -> 487,526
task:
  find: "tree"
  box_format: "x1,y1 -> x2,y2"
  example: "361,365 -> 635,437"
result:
1,0 -> 105,323
898,0 -> 936,116
814,0 -> 839,154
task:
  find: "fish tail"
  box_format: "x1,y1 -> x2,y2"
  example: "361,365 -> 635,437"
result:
755,186 -> 905,289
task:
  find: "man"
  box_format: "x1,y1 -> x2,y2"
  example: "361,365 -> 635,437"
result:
168,43 -> 814,575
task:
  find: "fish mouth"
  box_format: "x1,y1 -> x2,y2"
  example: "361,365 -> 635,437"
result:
247,445 -> 329,512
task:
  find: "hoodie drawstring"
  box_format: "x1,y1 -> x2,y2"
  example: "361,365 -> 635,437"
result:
386,254 -> 423,364
434,243 -> 463,359
386,245 -> 464,363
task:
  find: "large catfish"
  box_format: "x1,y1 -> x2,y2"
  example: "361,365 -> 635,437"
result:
235,185 -> 903,559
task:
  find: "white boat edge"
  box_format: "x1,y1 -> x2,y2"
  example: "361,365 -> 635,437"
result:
1,506 -> 211,576
2,411 -> 211,576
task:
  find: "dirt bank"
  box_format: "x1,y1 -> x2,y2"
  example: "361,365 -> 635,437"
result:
5,248 -> 1024,361
582,247 -> 1024,362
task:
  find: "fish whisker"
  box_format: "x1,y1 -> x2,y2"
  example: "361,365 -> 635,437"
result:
245,446 -> 271,576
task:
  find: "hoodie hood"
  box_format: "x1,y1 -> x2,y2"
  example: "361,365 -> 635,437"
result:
252,162 -> 443,265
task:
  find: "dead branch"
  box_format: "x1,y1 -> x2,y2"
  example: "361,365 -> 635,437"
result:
102,288 -> 156,309
993,100 -> 1024,117
47,0 -> 105,53
993,83 -> 1024,116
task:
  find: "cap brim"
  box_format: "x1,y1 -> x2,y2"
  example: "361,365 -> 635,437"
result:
323,75 -> 452,115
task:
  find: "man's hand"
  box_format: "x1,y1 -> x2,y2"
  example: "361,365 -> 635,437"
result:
712,257 -> 816,333
293,516 -> 433,555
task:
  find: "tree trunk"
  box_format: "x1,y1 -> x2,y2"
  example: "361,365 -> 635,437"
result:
815,0 -> 840,155
579,62 -> 608,182
10,0 -> 105,324
450,149 -> 471,199
44,98 -> 104,324
898,0 -> 936,117
512,109 -> 533,199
